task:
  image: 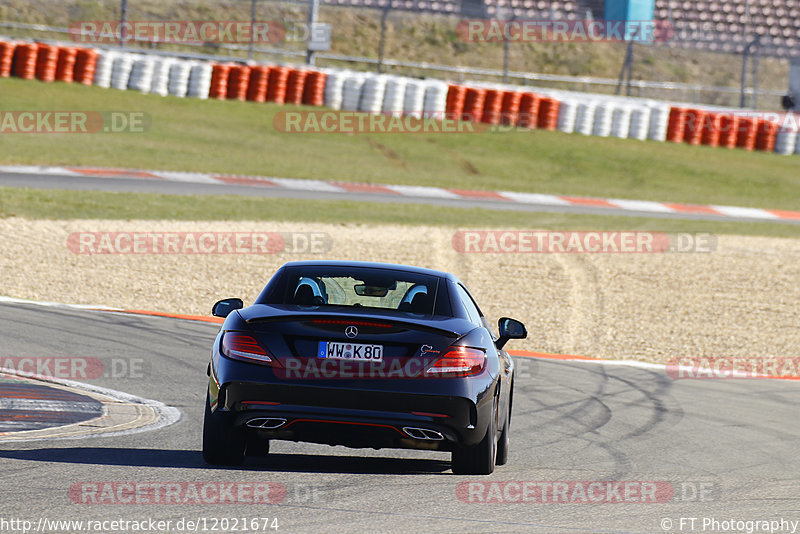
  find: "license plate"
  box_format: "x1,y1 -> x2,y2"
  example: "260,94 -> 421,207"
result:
318,341 -> 383,362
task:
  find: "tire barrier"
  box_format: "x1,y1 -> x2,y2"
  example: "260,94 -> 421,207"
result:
573,101 -> 595,135
35,43 -> 59,82
128,57 -> 155,93
302,70 -> 326,107
423,80 -> 448,119
628,106 -> 651,141
517,93 -> 540,129
55,47 -> 78,83
285,68 -> 309,105
462,87 -> 486,123
403,79 -> 426,118
482,89 -> 504,125
209,63 -> 231,99
73,48 -> 97,85
358,74 -> 386,114
226,64 -> 250,101
246,65 -> 269,102
538,98 -> 561,130
446,84 -> 467,119
266,66 -> 289,104
0,40 -> 15,78
149,58 -> 173,97
110,53 -> 135,90
382,76 -> 407,116
500,91 -> 522,126
2,38 -> 797,157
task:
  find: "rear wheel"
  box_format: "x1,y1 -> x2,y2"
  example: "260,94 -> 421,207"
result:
202,394 -> 246,466
451,397 -> 497,475
495,402 -> 510,466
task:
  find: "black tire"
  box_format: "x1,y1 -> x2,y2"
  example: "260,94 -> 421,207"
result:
451,397 -> 497,475
202,394 -> 246,466
495,402 -> 510,466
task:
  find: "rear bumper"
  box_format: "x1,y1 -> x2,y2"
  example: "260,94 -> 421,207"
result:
211,380 -> 493,451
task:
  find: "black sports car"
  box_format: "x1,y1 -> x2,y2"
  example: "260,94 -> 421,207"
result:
203,261 -> 527,474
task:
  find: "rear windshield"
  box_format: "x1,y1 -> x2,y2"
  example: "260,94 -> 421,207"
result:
265,266 -> 444,316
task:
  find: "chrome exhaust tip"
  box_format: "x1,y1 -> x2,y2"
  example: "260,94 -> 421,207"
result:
402,427 -> 444,441
246,417 -> 287,429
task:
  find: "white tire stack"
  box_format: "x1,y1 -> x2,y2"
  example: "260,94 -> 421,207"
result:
574,101 -> 596,135
647,103 -> 670,141
149,58 -> 174,96
127,56 -> 154,93
382,76 -> 407,116
167,60 -> 192,98
341,74 -> 366,111
423,80 -> 448,119
610,105 -> 632,138
93,50 -> 117,88
323,70 -> 347,110
187,62 -> 213,99
628,106 -> 651,140
359,74 -> 387,114
593,102 -> 614,137
110,53 -> 135,90
403,80 -> 426,118
557,100 -> 578,133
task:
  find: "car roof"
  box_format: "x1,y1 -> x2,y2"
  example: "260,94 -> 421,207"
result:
279,260 -> 458,281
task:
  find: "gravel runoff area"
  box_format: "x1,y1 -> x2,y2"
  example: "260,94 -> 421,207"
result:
2,217 -> 799,365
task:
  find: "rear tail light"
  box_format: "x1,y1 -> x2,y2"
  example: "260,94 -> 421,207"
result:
425,346 -> 486,377
221,332 -> 279,367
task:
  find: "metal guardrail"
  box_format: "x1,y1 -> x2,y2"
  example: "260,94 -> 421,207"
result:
0,20 -> 784,107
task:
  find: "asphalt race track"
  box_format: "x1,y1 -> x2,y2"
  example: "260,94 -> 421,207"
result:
1,301 -> 799,533
3,169 -> 800,225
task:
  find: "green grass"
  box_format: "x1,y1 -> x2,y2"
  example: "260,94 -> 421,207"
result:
2,78 -> 800,213
2,186 -> 799,237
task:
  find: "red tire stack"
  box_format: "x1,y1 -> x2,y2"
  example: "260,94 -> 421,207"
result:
35,43 -> 59,82
683,108 -> 706,145
208,63 -> 232,99
302,70 -> 327,106
667,107 -> 688,142
481,89 -> 504,124
736,117 -> 758,151
285,69 -> 308,105
246,65 -> 270,102
55,47 -> 78,82
0,41 -> 15,78
462,88 -> 486,122
226,65 -> 250,101
537,98 -> 560,130
266,66 -> 289,104
73,48 -> 98,85
13,42 -> 38,80
446,85 -> 467,121
719,114 -> 740,149
701,112 -> 723,147
500,91 -> 522,126
517,93 -> 541,128
755,119 -> 779,152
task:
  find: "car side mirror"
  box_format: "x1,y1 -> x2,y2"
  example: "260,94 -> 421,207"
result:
212,298 -> 243,318
496,317 -> 527,350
